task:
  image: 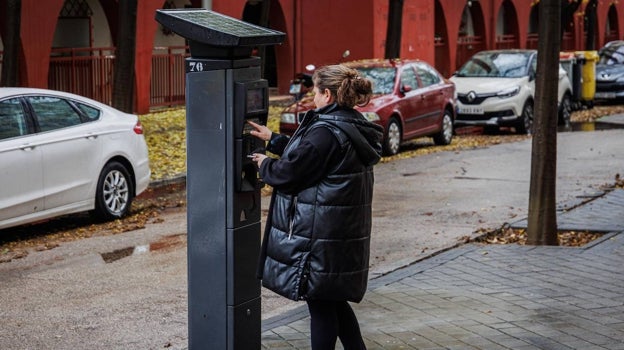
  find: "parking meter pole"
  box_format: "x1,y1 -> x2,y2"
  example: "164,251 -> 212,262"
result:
155,9 -> 284,350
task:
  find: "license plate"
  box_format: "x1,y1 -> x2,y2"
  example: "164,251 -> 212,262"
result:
595,92 -> 616,99
458,106 -> 484,115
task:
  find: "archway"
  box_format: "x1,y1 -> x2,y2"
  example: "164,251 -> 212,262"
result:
584,0 -> 598,50
604,4 -> 619,44
150,0 -> 189,108
495,0 -> 519,49
455,1 -> 485,70
434,0 -> 450,77
48,0 -> 110,101
242,0 -> 278,87
526,3 -> 539,49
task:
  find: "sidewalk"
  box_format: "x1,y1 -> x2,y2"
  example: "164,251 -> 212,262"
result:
261,189 -> 624,349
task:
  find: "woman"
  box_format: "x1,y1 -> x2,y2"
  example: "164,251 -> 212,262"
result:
248,64 -> 383,350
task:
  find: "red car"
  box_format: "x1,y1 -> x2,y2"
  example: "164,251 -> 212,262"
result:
279,59 -> 456,155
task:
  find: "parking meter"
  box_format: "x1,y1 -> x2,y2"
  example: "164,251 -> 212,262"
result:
155,9 -> 284,350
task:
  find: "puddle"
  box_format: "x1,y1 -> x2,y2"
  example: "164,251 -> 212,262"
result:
560,122 -> 596,132
101,247 -> 135,263
560,120 -> 624,132
100,234 -> 186,263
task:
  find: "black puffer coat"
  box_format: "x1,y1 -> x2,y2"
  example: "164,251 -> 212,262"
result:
257,103 -> 383,302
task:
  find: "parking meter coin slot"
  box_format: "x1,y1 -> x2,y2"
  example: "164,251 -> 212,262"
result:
235,137 -> 258,192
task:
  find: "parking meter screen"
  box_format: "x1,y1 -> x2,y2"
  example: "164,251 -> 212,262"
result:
246,88 -> 265,114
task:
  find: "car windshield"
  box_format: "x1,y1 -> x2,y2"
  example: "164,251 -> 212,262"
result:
598,44 -> 624,65
456,52 -> 532,78
355,67 -> 396,95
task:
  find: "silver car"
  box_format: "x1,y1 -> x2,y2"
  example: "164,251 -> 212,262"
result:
0,88 -> 150,230
595,40 -> 624,101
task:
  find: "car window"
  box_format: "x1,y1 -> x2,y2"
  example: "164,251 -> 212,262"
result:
27,96 -> 83,132
598,44 -> 624,65
0,98 -> 28,140
416,64 -> 440,87
457,52 -> 532,78
75,102 -> 101,122
355,67 -> 396,95
400,66 -> 419,90
530,56 -> 537,75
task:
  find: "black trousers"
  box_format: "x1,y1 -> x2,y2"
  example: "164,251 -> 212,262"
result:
306,300 -> 367,350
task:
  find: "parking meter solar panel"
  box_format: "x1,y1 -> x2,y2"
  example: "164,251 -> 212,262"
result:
155,9 -> 285,47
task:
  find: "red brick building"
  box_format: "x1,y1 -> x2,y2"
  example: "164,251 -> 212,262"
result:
0,0 -> 622,113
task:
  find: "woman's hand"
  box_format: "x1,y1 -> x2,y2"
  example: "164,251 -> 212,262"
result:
250,153 -> 268,167
247,120 -> 272,141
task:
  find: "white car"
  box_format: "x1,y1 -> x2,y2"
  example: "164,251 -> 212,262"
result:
0,88 -> 151,230
450,50 -> 573,133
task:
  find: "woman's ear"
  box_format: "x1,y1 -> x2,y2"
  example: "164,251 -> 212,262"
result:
323,88 -> 333,103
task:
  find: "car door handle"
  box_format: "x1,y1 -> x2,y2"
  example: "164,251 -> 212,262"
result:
85,133 -> 98,140
20,143 -> 35,151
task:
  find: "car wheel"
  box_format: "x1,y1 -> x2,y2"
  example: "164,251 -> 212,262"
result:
433,110 -> 454,145
93,161 -> 134,221
516,101 -> 534,135
383,118 -> 402,156
559,93 -> 572,127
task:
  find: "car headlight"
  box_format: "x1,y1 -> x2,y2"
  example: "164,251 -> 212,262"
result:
280,113 -> 296,124
361,112 -> 380,122
496,86 -> 520,98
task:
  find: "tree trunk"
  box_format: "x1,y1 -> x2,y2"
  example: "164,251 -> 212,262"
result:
526,0 -> 560,246
112,0 -> 138,113
384,0 -> 403,59
1,0 -> 21,87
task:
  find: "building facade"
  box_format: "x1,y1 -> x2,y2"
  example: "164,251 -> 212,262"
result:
0,0 -> 622,113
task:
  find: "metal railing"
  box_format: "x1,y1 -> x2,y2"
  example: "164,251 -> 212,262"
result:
150,46 -> 188,108
527,32 -> 574,50
495,34 -> 518,49
49,47 -> 115,104
47,46 -> 188,109
456,35 -> 484,69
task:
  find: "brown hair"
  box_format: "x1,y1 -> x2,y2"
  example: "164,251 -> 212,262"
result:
312,64 -> 372,108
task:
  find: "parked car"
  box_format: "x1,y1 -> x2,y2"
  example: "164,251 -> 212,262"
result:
0,88 -> 151,230
450,49 -> 573,133
279,59 -> 456,155
595,40 -> 624,101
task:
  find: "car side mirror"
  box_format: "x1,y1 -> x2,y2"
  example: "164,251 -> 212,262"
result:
400,84 -> 413,94
529,70 -> 536,81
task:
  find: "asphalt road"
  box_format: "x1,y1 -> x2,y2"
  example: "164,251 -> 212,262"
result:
1,129 -> 623,349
